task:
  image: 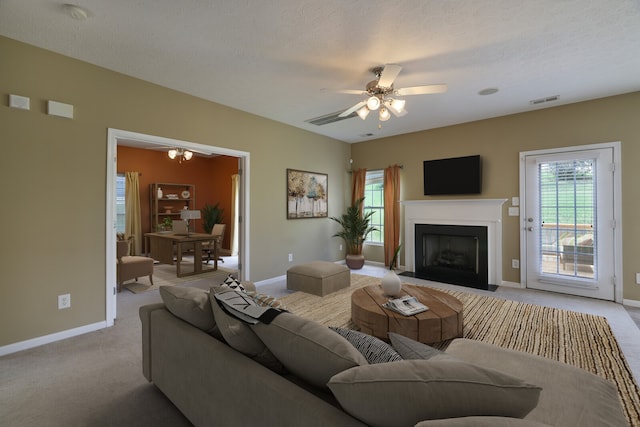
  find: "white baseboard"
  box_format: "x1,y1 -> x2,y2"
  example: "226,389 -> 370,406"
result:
623,298 -> 640,308
0,321 -> 107,357
254,275 -> 286,287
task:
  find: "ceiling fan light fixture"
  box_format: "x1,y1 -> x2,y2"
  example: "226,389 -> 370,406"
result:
356,106 -> 370,120
379,107 -> 391,121
183,150 -> 193,160
367,96 -> 381,111
388,98 -> 406,114
168,149 -> 178,159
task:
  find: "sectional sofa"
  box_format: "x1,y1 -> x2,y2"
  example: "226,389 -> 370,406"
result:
139,283 -> 627,427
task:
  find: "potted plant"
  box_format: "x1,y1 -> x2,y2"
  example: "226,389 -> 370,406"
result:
330,197 -> 378,269
202,202 -> 225,234
158,216 -> 173,232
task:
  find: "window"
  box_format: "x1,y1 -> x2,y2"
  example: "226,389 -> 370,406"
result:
363,170 -> 384,244
116,174 -> 126,234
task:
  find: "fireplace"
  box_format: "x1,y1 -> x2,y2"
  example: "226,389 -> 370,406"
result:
402,199 -> 507,289
415,224 -> 489,289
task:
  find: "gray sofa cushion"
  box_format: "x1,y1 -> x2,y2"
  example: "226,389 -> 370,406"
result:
388,332 -> 452,361
327,360 -> 542,427
159,286 -> 220,338
251,312 -> 368,389
209,287 -> 284,373
414,417 -> 552,427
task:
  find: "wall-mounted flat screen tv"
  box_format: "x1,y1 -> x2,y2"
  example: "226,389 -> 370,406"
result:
423,155 -> 482,195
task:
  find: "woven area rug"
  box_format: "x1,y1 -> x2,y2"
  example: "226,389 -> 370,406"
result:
280,273 -> 640,426
123,259 -> 237,293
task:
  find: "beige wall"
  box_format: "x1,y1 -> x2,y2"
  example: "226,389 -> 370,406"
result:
2,34 -> 639,350
352,91 -> 640,302
0,36 -> 350,347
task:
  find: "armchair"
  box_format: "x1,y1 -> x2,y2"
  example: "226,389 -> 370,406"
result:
116,238 -> 154,292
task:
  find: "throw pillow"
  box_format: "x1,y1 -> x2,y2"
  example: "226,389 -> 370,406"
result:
159,286 -> 219,338
327,360 -> 542,427
251,312 -> 368,389
388,332 -> 453,361
246,291 -> 288,311
221,274 -> 245,292
209,286 -> 285,373
330,327 -> 402,364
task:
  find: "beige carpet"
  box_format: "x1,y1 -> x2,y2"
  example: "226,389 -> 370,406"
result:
123,258 -> 237,293
280,273 -> 640,426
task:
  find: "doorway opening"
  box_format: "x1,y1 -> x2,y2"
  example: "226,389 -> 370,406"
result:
106,129 -> 251,326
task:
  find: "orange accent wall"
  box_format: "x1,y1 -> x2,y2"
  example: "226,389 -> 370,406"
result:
116,146 -> 238,250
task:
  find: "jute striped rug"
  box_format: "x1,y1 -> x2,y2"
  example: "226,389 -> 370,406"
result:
280,273 -> 640,426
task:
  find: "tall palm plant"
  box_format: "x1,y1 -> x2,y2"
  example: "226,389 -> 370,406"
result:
330,197 -> 378,255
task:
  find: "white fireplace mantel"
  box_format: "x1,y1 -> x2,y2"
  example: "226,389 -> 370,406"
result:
402,199 -> 507,286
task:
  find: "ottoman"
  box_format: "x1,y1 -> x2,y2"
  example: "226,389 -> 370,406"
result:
286,261 -> 350,296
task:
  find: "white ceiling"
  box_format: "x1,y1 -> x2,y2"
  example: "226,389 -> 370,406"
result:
2,1 -> 639,143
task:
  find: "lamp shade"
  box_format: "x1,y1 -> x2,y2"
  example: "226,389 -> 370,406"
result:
379,107 -> 391,121
180,210 -> 201,220
366,96 -> 381,110
183,150 -> 193,160
168,149 -> 178,159
356,106 -> 370,120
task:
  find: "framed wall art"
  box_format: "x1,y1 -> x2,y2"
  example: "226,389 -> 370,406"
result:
286,169 -> 328,219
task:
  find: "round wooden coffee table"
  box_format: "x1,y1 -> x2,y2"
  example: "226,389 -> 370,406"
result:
351,284 -> 463,344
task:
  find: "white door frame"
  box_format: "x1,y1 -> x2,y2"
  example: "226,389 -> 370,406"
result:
518,141 -> 623,303
106,128 -> 251,326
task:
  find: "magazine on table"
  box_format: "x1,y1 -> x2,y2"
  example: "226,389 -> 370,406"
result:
383,295 -> 429,316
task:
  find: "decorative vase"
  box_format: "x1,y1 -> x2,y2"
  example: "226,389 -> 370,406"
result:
345,254 -> 365,270
381,270 -> 402,296
157,186 -> 163,199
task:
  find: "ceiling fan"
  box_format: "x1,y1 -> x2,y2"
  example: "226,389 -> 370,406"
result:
336,64 -> 447,122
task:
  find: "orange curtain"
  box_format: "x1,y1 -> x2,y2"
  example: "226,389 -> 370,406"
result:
384,165 -> 401,267
351,168 -> 367,208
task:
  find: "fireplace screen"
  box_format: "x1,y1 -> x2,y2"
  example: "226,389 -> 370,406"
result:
415,224 -> 489,290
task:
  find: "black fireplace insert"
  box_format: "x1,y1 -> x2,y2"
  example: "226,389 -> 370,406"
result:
414,224 -> 489,290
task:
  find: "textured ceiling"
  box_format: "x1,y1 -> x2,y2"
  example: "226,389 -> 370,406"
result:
1,0 -> 639,143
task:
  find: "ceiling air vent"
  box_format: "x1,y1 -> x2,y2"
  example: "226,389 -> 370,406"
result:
305,110 -> 357,126
529,95 -> 559,105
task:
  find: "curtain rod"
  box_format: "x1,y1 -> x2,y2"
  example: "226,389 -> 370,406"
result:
348,165 -> 404,173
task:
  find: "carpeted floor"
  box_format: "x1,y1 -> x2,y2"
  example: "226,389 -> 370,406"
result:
281,274 -> 640,426
122,258 -> 237,293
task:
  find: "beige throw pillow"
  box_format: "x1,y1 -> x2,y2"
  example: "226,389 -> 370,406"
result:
251,312 -> 368,389
159,286 -> 219,338
328,360 -> 542,427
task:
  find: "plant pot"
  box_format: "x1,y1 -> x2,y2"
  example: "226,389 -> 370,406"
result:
345,254 -> 365,270
381,270 -> 403,297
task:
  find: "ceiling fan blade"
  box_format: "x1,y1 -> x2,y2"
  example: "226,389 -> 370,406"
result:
338,101 -> 367,117
395,83 -> 448,96
321,88 -> 367,95
377,64 -> 402,88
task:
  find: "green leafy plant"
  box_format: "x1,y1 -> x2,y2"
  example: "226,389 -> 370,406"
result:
158,216 -> 173,231
330,197 -> 378,255
389,243 -> 402,270
202,202 -> 225,234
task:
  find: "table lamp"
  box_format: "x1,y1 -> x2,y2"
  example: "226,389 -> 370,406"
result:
180,209 -> 201,237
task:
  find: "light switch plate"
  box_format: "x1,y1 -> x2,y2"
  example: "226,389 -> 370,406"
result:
9,94 -> 30,110
508,206 -> 519,216
512,196 -> 520,206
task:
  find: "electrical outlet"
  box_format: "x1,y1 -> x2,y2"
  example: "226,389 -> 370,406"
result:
58,294 -> 71,310
288,253 -> 293,262
511,259 -> 520,269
